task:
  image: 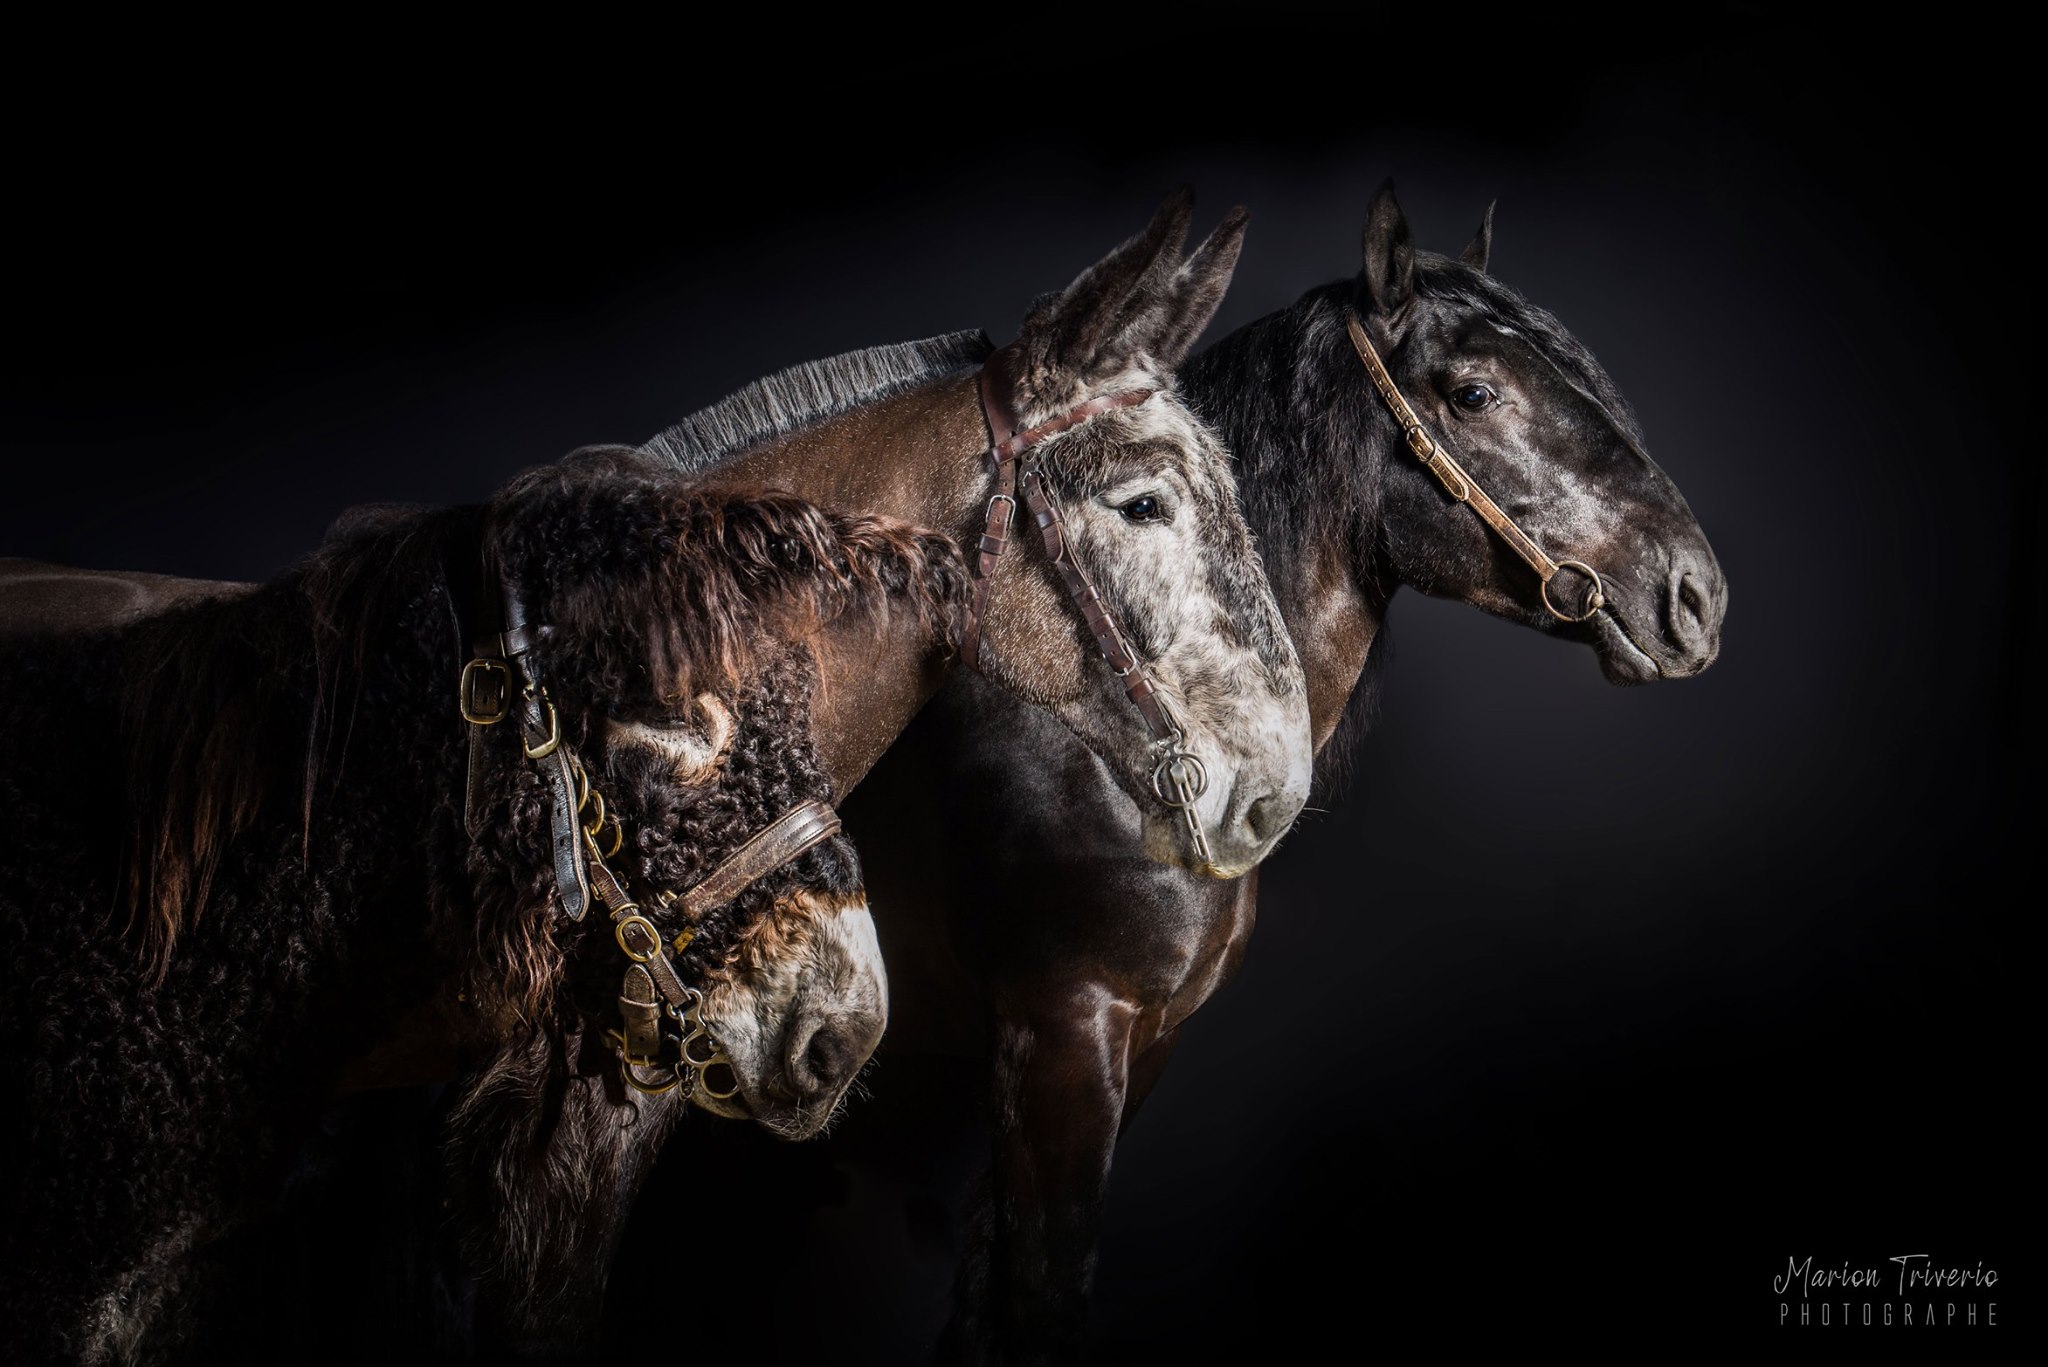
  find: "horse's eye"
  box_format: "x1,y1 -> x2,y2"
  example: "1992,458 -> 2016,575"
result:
1119,495 -> 1166,523
1453,383 -> 1496,410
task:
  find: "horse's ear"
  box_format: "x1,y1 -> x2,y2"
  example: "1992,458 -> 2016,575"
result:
1149,205 -> 1249,368
1358,179 -> 1416,318
1461,201 -> 1496,273
1018,189 -> 1195,383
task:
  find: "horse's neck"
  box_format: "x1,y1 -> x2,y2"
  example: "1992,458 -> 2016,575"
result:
693,371 -> 990,545
1188,301 -> 1395,752
691,373 -> 988,794
808,603 -> 955,797
1280,537 -> 1384,752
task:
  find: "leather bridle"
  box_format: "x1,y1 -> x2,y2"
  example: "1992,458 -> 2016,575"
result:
1345,315 -> 1606,624
960,346 -> 1213,866
458,564 -> 843,1100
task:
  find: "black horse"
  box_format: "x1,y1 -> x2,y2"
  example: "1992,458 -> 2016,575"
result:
0,452 -> 965,1362
773,182 -> 1725,1362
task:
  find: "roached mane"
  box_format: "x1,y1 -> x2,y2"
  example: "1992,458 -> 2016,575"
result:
118,445 -> 965,974
641,331 -> 992,471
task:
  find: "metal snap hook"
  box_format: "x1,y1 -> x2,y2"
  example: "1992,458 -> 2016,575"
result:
1541,559 -> 1606,623
681,1029 -> 724,1069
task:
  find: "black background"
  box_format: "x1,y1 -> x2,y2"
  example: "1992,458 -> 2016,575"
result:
3,6 -> 2031,1356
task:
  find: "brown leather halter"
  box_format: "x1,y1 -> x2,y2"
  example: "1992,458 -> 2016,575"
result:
1345,315 -> 1606,623
961,346 -> 1213,865
459,571 -> 844,1100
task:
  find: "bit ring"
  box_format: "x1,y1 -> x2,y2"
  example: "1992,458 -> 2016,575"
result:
1541,560 -> 1606,623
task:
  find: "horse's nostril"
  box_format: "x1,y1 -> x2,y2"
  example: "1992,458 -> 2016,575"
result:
786,1016 -> 862,1100
807,1030 -> 850,1085
1245,791 -> 1304,843
1678,573 -> 1708,625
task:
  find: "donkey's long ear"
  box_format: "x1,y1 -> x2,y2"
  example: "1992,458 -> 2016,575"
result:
1461,201 -> 1496,273
1359,180 -> 1416,317
1017,190 -> 1196,384
1149,205 -> 1249,369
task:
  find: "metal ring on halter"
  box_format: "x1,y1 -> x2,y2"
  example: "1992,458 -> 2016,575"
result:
1150,751 -> 1210,809
681,1030 -> 724,1069
695,1063 -> 741,1101
1540,559 -> 1607,623
613,1045 -> 684,1096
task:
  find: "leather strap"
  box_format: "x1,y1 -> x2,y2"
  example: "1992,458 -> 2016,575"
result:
456,544 -> 591,923
616,963 -> 665,1064
1015,466 -> 1176,741
961,343 -> 1159,686
678,799 -> 841,919
1344,315 -> 1606,624
497,583 -> 591,922
591,797 -> 840,1017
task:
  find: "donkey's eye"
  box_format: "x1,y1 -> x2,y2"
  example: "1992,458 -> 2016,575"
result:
1118,495 -> 1167,523
1452,383 -> 1496,410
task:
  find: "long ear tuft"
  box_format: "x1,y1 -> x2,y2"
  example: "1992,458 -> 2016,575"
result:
1358,179 -> 1416,317
1150,205 -> 1250,368
1461,200 -> 1496,273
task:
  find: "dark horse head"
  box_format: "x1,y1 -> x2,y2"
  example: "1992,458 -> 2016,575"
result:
1345,183 -> 1725,681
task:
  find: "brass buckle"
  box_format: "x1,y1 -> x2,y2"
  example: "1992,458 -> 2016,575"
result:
459,659 -> 512,725
605,1029 -> 685,1095
521,698 -> 561,759
614,913 -> 661,963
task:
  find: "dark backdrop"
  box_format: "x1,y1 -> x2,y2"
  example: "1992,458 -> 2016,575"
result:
3,8 -> 2030,1355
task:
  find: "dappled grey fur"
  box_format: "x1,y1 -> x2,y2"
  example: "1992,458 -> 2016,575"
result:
642,331 -> 993,469
1417,263 -> 1647,444
855,186 -> 1727,1364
